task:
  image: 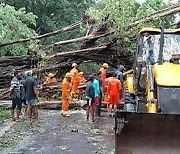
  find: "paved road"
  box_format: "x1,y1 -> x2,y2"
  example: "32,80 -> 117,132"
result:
0,110 -> 115,154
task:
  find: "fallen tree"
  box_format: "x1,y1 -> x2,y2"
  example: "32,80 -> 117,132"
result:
0,5 -> 179,48
0,4 -> 179,89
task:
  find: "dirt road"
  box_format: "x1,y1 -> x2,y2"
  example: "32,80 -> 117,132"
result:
0,110 -> 114,154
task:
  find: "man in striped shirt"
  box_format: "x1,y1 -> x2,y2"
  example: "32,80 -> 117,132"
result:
10,70 -> 22,121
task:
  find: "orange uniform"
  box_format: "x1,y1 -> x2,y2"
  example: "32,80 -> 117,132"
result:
44,77 -> 57,101
62,78 -> 71,111
70,68 -> 79,92
45,77 -> 57,84
107,77 -> 122,105
78,76 -> 86,84
77,75 -> 86,95
100,67 -> 107,92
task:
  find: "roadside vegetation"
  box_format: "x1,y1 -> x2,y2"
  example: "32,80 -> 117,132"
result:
0,108 -> 11,125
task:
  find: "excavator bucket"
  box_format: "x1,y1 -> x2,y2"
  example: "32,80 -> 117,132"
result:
115,111 -> 180,154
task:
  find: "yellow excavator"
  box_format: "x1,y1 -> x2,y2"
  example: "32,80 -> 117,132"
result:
115,27 -> 180,154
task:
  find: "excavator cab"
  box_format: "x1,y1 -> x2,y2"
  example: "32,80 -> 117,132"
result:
115,27 -> 180,154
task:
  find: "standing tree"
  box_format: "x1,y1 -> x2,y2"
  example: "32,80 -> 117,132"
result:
0,4 -> 37,56
1,0 -> 95,51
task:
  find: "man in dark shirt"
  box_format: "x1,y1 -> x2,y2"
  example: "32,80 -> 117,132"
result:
85,75 -> 95,122
19,73 -> 27,116
24,70 -> 38,123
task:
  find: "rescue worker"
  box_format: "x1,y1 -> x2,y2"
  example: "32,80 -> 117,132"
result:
44,73 -> 57,101
61,73 -> 72,117
77,72 -> 86,100
104,93 -> 110,113
100,63 -> 109,113
107,73 -> 122,116
70,63 -> 79,98
100,63 -> 109,93
78,72 -> 86,83
105,76 -> 112,114
44,73 -> 57,84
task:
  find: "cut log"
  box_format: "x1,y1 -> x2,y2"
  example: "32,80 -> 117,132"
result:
0,56 -> 32,67
0,100 -> 82,110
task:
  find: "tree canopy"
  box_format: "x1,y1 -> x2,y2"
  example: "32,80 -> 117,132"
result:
1,0 -> 94,48
0,4 -> 37,56
0,0 -> 178,59
87,0 -> 176,53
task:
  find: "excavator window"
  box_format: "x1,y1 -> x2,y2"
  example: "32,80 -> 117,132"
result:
141,34 -> 180,64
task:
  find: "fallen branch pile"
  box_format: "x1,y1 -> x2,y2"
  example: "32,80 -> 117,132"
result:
0,5 -> 179,90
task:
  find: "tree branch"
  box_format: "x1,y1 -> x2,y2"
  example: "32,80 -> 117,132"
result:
0,20 -> 83,47
54,31 -> 111,46
46,45 -> 108,59
128,5 -> 180,27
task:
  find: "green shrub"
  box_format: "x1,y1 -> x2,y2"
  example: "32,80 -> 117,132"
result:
0,108 -> 11,124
